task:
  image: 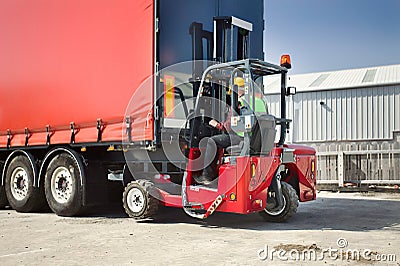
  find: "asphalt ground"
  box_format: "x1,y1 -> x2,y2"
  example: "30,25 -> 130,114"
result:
0,191 -> 399,265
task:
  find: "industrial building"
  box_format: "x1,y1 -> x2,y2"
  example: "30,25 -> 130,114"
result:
265,64 -> 400,188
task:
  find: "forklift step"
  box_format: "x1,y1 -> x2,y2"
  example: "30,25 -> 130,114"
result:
189,186 -> 218,193
183,206 -> 207,214
192,178 -> 219,190
183,203 -> 204,210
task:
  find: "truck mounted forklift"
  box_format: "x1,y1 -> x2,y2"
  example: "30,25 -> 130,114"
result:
122,16 -> 317,222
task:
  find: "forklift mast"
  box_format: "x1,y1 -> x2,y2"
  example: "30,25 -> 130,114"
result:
213,16 -> 252,63
189,16 -> 252,97
189,16 -> 291,148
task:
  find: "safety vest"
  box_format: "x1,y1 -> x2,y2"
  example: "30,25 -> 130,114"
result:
236,96 -> 267,137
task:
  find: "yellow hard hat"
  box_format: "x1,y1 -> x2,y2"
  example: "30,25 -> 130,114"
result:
234,77 -> 245,87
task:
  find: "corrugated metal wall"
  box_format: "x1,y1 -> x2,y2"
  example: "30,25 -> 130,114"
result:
267,85 -> 400,143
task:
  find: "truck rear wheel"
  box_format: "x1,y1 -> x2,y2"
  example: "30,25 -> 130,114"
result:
4,156 -> 46,212
259,182 -> 298,222
45,153 -> 83,216
123,180 -> 159,219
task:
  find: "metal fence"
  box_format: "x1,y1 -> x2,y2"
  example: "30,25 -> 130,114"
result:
317,148 -> 400,187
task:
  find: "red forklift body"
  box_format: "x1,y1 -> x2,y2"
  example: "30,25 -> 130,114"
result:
160,144 -> 316,216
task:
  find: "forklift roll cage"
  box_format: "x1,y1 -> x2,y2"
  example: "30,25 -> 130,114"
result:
190,58 -> 291,151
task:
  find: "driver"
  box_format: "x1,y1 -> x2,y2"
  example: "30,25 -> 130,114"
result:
194,77 -> 246,185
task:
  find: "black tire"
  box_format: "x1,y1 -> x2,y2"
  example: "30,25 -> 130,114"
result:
45,153 -> 84,216
123,180 -> 160,219
4,156 -> 47,212
0,185 -> 9,209
259,182 -> 299,222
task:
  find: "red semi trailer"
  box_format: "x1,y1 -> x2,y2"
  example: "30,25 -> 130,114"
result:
0,0 -> 316,221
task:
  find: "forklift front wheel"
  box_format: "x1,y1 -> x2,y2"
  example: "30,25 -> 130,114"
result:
123,180 -> 160,219
259,182 -> 298,222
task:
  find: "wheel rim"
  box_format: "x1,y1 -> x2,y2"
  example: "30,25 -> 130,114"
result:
51,166 -> 73,204
10,167 -> 29,201
264,195 -> 286,216
126,187 -> 145,214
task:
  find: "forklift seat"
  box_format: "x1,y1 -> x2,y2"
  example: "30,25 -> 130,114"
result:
250,114 -> 276,155
225,114 -> 276,156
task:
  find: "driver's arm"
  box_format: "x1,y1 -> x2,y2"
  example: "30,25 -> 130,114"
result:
209,108 -> 232,132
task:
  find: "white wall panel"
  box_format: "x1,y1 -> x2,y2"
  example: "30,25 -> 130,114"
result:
267,85 -> 400,143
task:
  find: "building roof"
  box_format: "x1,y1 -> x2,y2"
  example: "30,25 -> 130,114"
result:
264,64 -> 400,94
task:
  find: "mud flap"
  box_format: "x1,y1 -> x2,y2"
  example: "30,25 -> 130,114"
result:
266,166 -> 285,211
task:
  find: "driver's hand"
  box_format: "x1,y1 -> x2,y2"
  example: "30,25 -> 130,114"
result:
209,119 -> 219,128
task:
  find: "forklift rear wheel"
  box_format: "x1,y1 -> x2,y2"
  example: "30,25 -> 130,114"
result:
259,182 -> 298,222
123,180 -> 159,219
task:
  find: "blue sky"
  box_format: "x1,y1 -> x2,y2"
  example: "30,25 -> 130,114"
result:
264,0 -> 400,74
